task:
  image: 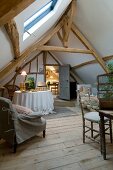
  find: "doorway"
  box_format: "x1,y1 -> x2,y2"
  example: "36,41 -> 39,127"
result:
46,66 -> 59,95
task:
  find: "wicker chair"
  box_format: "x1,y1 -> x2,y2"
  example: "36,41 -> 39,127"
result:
78,91 -> 112,150
0,97 -> 46,153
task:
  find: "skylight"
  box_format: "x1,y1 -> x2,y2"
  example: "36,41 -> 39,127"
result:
23,0 -> 57,41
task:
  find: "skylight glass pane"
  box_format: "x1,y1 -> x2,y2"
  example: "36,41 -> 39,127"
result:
27,12 -> 53,34
23,32 -> 30,41
24,1 -> 52,27
23,0 -> 58,41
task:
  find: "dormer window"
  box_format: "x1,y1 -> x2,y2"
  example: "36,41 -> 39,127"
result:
23,0 -> 57,41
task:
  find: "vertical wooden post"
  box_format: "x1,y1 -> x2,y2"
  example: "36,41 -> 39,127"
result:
43,51 -> 47,82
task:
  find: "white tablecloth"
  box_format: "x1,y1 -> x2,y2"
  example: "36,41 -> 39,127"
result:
13,90 -> 54,115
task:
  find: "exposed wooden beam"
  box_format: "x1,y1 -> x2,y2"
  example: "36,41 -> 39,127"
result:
4,19 -> 20,59
37,45 -> 92,54
48,52 -> 61,65
0,0 -> 35,26
73,60 -> 97,69
0,17 -> 64,80
63,0 -> 76,47
72,55 -> 113,70
57,31 -> 63,45
43,51 -> 47,82
71,23 -> 109,73
103,55 -> 113,61
6,52 -> 42,85
70,70 -> 83,83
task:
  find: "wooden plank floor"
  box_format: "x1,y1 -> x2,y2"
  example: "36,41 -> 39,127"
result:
0,114 -> 113,170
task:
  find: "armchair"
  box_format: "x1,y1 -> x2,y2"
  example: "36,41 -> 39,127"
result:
0,97 -> 46,152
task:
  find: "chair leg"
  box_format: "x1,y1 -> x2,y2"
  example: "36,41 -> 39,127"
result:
91,122 -> 93,138
13,135 -> 17,153
99,123 -> 103,154
83,120 -> 85,143
43,130 -> 46,138
109,119 -> 112,143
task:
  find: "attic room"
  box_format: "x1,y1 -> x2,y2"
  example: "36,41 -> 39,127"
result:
1,0 -> 113,169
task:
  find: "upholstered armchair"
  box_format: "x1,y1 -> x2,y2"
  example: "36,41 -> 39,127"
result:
0,97 -> 46,152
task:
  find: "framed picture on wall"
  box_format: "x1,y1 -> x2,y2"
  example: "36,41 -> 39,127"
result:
25,74 -> 36,89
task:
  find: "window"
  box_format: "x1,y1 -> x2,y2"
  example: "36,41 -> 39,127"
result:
23,0 -> 57,41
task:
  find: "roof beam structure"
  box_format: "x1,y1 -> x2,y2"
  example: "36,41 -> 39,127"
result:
37,45 -> 92,54
57,0 -> 76,47
72,55 -> 113,70
71,23 -> 109,73
0,0 -> 35,26
0,17 -> 64,80
4,19 -> 20,59
62,0 -> 76,47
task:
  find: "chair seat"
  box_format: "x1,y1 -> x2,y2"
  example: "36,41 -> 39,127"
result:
84,111 -> 109,123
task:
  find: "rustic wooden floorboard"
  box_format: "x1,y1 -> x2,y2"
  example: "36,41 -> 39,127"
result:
0,113 -> 113,170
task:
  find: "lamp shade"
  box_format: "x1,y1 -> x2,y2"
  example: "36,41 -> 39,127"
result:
21,71 -> 27,76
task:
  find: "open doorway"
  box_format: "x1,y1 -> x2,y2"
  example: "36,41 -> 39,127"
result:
46,66 -> 59,95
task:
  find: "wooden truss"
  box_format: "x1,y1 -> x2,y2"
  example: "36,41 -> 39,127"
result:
0,0 -> 111,82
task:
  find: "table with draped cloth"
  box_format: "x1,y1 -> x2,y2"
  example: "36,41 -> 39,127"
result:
13,90 -> 54,115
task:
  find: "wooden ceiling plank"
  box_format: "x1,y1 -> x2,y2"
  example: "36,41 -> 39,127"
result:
71,23 -> 109,73
4,19 -> 20,59
0,0 -> 35,26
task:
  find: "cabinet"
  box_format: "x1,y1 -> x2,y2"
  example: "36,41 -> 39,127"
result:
97,73 -> 113,109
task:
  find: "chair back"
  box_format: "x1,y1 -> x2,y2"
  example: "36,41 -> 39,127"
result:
78,90 -> 86,120
0,97 -> 15,144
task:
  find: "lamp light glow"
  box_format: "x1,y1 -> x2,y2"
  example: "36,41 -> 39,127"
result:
21,71 -> 27,76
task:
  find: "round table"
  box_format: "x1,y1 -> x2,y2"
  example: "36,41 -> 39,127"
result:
13,90 -> 54,115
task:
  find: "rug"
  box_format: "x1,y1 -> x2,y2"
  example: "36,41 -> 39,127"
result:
43,106 -> 81,119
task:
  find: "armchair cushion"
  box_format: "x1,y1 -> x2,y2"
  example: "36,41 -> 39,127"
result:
0,97 -> 46,146
12,104 -> 32,115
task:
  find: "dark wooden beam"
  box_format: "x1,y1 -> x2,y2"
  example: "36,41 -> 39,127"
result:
0,0 -> 35,26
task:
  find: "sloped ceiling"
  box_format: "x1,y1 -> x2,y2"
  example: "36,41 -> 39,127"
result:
49,0 -> 113,85
0,0 -> 113,85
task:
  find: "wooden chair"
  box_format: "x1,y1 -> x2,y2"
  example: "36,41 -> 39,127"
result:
5,85 -> 20,100
51,82 -> 59,95
78,91 -> 112,151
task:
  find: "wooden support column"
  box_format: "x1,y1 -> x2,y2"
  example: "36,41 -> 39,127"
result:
63,0 -> 76,47
4,19 -> 20,59
43,51 -> 47,82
